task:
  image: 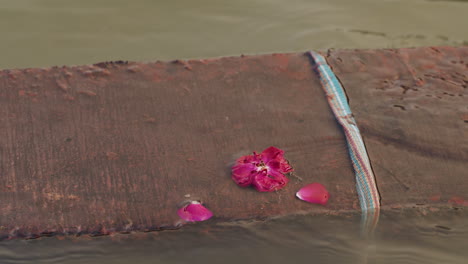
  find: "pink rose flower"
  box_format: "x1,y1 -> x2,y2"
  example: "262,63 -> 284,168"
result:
231,146 -> 293,192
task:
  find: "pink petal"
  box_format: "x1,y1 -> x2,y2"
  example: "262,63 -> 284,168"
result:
279,157 -> 293,173
296,183 -> 329,205
252,170 -> 289,192
177,201 -> 213,222
266,158 -> 293,175
266,160 -> 281,171
261,146 -> 284,163
231,163 -> 256,187
262,146 -> 293,174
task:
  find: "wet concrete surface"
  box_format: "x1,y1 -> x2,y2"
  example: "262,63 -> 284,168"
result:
326,46 -> 468,208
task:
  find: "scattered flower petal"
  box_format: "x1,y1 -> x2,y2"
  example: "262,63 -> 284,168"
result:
231,146 -> 293,192
296,183 -> 329,205
177,201 -> 213,222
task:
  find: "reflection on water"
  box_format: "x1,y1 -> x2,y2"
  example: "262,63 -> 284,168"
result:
0,0 -> 467,69
0,208 -> 466,264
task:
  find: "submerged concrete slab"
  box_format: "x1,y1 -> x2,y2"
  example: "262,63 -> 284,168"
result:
0,53 -> 357,239
0,47 -> 466,240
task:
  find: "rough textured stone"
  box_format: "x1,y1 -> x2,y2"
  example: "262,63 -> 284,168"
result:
0,53 -> 355,239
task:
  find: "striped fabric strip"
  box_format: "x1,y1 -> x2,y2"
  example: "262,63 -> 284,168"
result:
308,51 -> 381,211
